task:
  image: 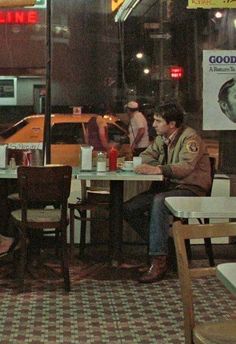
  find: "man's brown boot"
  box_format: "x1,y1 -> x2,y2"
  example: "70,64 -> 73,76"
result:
139,255 -> 168,283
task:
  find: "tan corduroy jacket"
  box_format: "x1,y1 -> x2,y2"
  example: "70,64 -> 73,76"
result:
140,126 -> 211,196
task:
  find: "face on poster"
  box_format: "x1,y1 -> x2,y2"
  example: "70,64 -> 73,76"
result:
203,50 -> 236,130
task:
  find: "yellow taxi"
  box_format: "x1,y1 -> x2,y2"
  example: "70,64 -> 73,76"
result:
0,113 -> 128,166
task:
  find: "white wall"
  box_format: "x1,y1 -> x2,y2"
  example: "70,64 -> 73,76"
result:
17,77 -> 44,106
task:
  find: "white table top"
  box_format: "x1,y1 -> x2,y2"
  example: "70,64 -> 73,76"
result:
0,168 -> 228,182
0,168 -> 17,179
0,167 -> 163,181
164,196 -> 236,218
216,263 -> 236,296
73,168 -> 163,181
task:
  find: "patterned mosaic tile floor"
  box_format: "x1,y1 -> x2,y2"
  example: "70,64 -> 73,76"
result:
0,256 -> 235,344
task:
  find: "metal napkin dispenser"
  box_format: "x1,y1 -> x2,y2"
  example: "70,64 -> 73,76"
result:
0,144 -> 7,168
80,145 -> 93,171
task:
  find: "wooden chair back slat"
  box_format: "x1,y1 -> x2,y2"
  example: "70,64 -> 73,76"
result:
173,220 -> 236,344
18,165 -> 72,204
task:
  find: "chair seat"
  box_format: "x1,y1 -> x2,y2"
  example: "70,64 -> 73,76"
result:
87,188 -> 110,194
69,184 -> 110,260
86,187 -> 110,204
8,193 -> 20,201
68,202 -> 97,212
193,319 -> 236,343
11,208 -> 62,223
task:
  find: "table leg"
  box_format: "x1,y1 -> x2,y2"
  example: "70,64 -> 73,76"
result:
109,180 -> 123,265
0,179 -> 18,236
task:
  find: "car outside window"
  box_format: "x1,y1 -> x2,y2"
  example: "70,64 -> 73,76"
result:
0,119 -> 28,139
51,122 -> 84,144
50,121 -> 128,145
107,123 -> 128,144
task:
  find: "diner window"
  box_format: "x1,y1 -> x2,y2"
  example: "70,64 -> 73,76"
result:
0,1 -> 235,172
107,123 -> 128,143
51,123 -> 84,144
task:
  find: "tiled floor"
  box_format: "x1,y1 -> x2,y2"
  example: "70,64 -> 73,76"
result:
0,248 -> 235,344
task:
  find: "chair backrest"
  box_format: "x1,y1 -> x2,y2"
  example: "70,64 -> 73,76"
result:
173,221 -> 236,344
17,165 -> 72,206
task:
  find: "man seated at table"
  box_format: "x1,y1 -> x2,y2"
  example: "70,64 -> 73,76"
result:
123,102 -> 211,283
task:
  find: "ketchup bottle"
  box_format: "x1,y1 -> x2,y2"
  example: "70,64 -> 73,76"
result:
109,146 -> 118,171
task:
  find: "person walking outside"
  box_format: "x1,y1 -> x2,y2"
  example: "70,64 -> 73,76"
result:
126,101 -> 149,156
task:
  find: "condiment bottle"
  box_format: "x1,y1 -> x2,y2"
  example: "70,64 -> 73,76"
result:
97,151 -> 107,172
9,157 -> 16,169
109,146 -> 118,171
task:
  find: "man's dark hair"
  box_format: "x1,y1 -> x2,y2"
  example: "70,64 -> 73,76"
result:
155,102 -> 184,127
218,78 -> 236,103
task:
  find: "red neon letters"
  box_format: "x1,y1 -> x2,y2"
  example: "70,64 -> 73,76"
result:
169,66 -> 184,79
0,10 -> 38,24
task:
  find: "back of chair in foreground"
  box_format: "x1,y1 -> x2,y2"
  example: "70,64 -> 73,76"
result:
18,165 -> 71,203
13,165 -> 72,292
173,221 -> 236,344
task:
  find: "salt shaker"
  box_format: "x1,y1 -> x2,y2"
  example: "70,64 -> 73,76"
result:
9,157 -> 16,169
97,151 -> 107,172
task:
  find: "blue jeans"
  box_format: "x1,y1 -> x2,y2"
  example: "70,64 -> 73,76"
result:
149,188 -> 196,256
123,184 -> 196,255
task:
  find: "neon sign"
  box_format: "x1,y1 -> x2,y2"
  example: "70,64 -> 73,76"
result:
0,10 -> 38,24
169,66 -> 184,79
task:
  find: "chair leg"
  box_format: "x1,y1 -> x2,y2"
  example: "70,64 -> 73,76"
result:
204,237 -> 215,266
17,234 -> 27,293
185,239 -> 192,260
55,228 -> 60,257
79,210 -> 87,259
168,237 -> 177,272
199,218 -> 215,267
69,208 -> 75,261
203,219 -> 215,266
60,226 -> 70,292
181,219 -> 192,260
168,238 -> 192,272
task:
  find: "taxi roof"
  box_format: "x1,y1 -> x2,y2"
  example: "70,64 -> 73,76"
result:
23,113 -> 119,125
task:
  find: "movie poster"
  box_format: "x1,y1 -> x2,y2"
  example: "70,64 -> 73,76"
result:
203,50 -> 236,130
188,0 -> 236,9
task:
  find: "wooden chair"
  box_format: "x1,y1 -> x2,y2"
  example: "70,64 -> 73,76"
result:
10,165 -> 72,292
173,220 -> 236,344
68,180 -> 110,260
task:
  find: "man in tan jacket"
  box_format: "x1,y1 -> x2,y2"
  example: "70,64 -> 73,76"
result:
123,102 -> 211,283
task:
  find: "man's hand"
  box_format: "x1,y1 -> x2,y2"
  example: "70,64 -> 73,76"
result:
134,164 -> 162,175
